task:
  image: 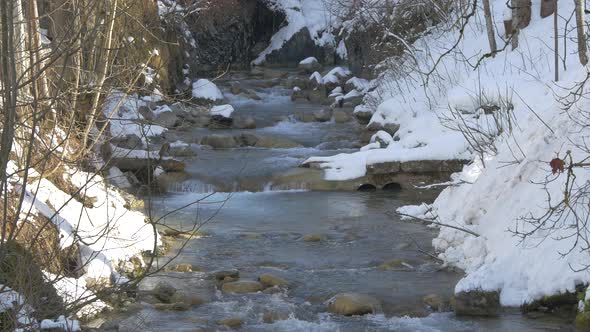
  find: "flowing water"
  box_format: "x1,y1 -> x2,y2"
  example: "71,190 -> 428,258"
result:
115,71 -> 577,331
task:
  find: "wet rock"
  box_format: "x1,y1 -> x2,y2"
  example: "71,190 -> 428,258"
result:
327,293 -> 381,316
200,134 -> 237,149
229,82 -> 245,95
233,116 -> 257,129
244,90 -> 262,100
111,134 -> 143,149
451,290 -> 501,317
354,107 -> 374,125
154,302 -> 190,311
209,115 -> 233,129
254,136 -> 303,149
262,286 -> 283,295
291,87 -> 307,101
423,294 -> 446,311
377,259 -> 413,271
284,76 -> 309,89
294,111 -> 316,123
263,310 -> 289,323
217,318 -> 244,329
259,273 -> 289,288
313,108 -> 333,122
298,57 -> 322,73
154,111 -> 180,128
168,146 -> 197,157
333,110 -> 352,123
221,280 -> 264,294
153,282 -> 176,303
171,293 -> 206,306
302,234 -> 327,242
167,263 -> 195,272
235,133 -> 259,147
213,269 -> 240,282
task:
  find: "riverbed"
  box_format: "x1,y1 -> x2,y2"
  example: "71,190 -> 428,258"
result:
113,71 -> 576,331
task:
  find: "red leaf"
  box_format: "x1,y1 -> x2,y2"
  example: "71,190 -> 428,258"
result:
550,158 -> 565,174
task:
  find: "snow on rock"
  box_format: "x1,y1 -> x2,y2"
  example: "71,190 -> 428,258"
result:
299,57 -> 318,65
103,91 -> 166,140
322,67 -> 352,84
41,316 -> 81,331
253,0 -> 347,65
210,104 -> 235,118
192,79 -> 224,102
346,77 -> 370,92
392,0 -> 590,306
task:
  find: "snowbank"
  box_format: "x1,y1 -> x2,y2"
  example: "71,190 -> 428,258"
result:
8,159 -> 159,315
392,0 -> 590,306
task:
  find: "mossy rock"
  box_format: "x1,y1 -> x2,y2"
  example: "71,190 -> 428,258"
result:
578,311 -> 590,331
522,291 -> 578,314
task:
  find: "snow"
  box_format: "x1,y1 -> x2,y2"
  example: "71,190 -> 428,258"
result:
103,91 -> 166,141
253,0 -> 347,64
210,104 -> 235,118
192,79 -> 224,101
377,0 -> 590,306
322,67 -> 351,84
6,158 -> 159,316
346,77 -> 370,92
299,57 -> 318,65
41,316 -> 81,331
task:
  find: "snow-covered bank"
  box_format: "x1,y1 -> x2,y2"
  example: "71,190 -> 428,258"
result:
381,0 -> 590,307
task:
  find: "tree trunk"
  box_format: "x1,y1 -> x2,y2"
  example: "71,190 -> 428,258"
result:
28,0 -> 49,104
483,0 -> 497,53
81,0 -> 118,150
575,0 -> 588,65
513,0 -> 532,29
541,0 -> 555,18
554,0 -> 559,80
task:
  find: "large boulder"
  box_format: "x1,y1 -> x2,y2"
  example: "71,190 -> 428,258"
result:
327,293 -> 381,316
333,110 -> 352,123
353,105 -> 374,125
200,134 -> 238,149
221,280 -> 264,294
451,291 -> 501,317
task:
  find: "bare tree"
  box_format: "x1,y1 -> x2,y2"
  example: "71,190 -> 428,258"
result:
483,0 -> 497,53
575,0 -> 588,65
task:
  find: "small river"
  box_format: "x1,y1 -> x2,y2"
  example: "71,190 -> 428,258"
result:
114,71 -> 576,331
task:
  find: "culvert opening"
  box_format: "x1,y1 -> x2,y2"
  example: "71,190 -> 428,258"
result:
357,184 -> 377,192
383,183 -> 402,191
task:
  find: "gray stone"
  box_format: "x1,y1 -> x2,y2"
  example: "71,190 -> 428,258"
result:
153,283 -> 176,304
233,116 -> 257,129
259,273 -> 289,287
313,108 -> 333,122
213,269 -> 240,282
111,134 -> 143,150
221,280 -> 264,294
327,293 -> 381,316
200,134 -> 237,149
254,136 -> 303,149
154,112 -> 179,128
354,110 -> 374,125
333,110 -> 352,123
367,161 -> 401,175
451,291 -> 501,317
235,133 -> 259,147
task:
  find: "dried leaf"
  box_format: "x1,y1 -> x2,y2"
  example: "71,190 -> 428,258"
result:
550,158 -> 565,174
